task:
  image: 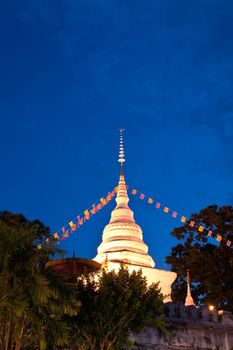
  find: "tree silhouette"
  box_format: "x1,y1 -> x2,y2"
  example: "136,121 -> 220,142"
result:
72,266 -> 165,350
0,211 -> 79,350
166,205 -> 233,311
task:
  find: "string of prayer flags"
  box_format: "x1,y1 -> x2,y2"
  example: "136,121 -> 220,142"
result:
38,182 -> 233,250
46,187 -> 117,248
38,187 -> 117,249
129,186 -> 232,249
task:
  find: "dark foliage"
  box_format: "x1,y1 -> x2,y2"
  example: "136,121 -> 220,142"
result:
71,266 -> 165,350
0,211 -> 79,350
166,205 -> 233,311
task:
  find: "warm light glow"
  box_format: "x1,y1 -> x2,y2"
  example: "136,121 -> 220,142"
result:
209,305 -> 215,311
218,310 -> 224,316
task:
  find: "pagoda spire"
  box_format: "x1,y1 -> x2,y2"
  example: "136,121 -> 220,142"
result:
118,128 -> 125,168
93,129 -> 177,302
115,128 -> 130,209
185,269 -> 197,307
94,128 -> 155,268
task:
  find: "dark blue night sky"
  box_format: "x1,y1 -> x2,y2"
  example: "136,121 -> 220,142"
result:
1,0 -> 233,268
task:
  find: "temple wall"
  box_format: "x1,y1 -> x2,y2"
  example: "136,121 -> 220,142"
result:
129,304 -> 233,350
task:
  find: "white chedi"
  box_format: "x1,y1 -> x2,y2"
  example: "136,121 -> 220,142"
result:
93,171 -> 177,302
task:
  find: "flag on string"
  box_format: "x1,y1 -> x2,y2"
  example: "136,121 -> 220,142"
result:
216,235 -> 222,242
131,189 -> 137,195
97,203 -> 102,210
198,225 -> 204,232
172,211 -> 177,218
226,240 -> 232,247
69,221 -> 74,227
155,202 -> 161,209
37,244 -> 42,249
54,233 -> 59,239
71,223 -> 76,232
64,230 -> 69,238
208,230 -> 213,237
84,214 -> 90,220
62,227 -> 65,233
181,216 -> 186,223
114,186 -> 118,192
100,198 -> 107,205
77,216 -> 83,226
91,206 -> 97,215
84,209 -> 90,220
46,238 -> 49,243
140,193 -> 145,200
164,207 -> 169,213
189,221 -> 195,227
148,198 -> 153,204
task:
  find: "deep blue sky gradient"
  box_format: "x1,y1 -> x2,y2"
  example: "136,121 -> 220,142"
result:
1,0 -> 233,268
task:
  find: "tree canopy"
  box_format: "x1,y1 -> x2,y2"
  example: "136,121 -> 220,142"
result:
0,211 -> 79,350
166,205 -> 233,312
71,266 -> 165,350
0,211 -> 166,350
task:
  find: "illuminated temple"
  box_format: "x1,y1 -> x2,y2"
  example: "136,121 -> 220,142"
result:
93,130 -> 176,301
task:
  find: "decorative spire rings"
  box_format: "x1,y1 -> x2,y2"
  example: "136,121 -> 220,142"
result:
118,128 -> 125,167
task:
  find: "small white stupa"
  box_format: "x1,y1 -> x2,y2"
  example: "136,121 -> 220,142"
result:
93,129 -> 176,302
185,270 -> 197,307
